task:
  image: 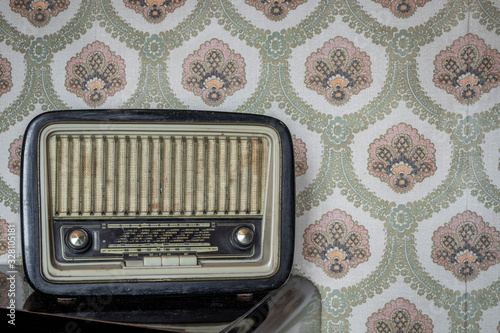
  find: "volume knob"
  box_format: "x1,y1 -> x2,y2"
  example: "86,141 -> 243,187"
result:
66,228 -> 91,253
233,226 -> 254,249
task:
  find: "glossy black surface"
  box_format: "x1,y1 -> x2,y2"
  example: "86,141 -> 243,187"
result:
1,265 -> 320,333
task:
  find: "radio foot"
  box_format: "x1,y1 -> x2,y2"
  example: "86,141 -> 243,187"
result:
236,293 -> 254,302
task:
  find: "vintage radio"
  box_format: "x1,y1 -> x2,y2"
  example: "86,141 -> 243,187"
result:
21,110 -> 294,296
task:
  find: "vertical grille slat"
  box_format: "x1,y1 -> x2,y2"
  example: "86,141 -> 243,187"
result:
90,135 -> 96,215
184,137 -> 194,215
94,136 -> 103,214
192,137 -> 197,215
78,136 -> 83,215
224,137 -> 230,214
173,137 -> 182,214
235,137 -> 241,214
130,136 -> 135,215
247,138 -> 252,214
147,136 -> 153,215
54,136 -> 60,215
49,134 -> 269,217
113,136 -> 118,215
214,137 -> 219,214
102,136 -> 107,215
150,136 -> 160,215
203,137 -> 208,214
257,137 -> 263,214
137,136 -> 144,214
67,137 -> 72,214
250,138 -> 259,214
116,136 -> 126,215
105,136 -> 114,215
181,136 -> 186,215
169,136 -> 175,215
159,136 -> 164,215
82,136 -> 92,215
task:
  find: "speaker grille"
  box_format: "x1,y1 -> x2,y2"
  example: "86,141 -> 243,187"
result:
48,135 -> 269,217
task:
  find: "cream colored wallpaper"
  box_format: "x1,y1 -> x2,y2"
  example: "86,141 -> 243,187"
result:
0,1 -> 499,331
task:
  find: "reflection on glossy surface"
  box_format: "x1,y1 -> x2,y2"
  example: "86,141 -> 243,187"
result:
223,275 -> 321,333
0,265 -> 320,332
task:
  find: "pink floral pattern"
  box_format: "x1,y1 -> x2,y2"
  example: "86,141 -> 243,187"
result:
303,209 -> 370,278
368,123 -> 436,193
0,219 -> 9,257
366,298 -> 434,332
432,211 -> 500,281
371,0 -> 431,18
245,0 -> 307,21
434,34 -> 500,104
123,0 -> 186,23
65,41 -> 126,107
305,37 -> 372,105
293,137 -> 308,177
8,136 -> 23,176
10,0 -> 70,27
0,56 -> 13,97
182,39 -> 246,106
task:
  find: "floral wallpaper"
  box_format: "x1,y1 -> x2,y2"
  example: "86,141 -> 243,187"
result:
0,1 -> 499,332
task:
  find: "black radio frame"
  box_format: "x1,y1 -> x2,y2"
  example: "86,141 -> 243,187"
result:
21,109 -> 295,296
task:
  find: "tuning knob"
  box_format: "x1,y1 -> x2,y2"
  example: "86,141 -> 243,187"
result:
232,226 -> 254,249
65,228 -> 91,253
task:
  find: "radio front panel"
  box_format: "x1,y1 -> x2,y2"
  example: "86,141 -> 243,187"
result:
53,218 -> 262,263
22,110 -> 295,296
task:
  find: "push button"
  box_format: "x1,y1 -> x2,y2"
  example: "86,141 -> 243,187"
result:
162,255 -> 180,266
143,256 -> 162,266
179,255 -> 197,266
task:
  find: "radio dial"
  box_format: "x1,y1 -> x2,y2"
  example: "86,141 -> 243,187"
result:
234,227 -> 254,248
66,228 -> 91,253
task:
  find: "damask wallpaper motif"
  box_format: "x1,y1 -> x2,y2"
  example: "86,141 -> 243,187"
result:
0,1 -> 499,331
